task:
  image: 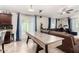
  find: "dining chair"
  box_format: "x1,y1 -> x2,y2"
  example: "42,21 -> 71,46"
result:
0,30 -> 6,53
0,30 -> 11,53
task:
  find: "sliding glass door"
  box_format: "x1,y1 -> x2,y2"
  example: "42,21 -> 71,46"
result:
20,14 -> 35,39
71,17 -> 79,32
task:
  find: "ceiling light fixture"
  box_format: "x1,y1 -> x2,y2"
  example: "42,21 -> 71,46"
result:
28,5 -> 34,12
63,12 -> 66,14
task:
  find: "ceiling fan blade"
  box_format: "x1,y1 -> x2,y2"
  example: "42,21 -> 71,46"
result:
74,10 -> 79,13
66,11 -> 70,14
65,9 -> 74,14
67,9 -> 74,11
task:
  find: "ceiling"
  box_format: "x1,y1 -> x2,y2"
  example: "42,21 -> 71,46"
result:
0,5 -> 79,18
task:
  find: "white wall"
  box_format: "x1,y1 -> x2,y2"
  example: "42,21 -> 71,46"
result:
61,18 -> 69,28
57,18 -> 68,28
57,19 -> 62,28
12,13 -> 17,41
37,16 -> 48,32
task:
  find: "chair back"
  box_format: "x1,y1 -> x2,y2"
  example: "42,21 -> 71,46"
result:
0,30 -> 7,42
4,31 -> 11,44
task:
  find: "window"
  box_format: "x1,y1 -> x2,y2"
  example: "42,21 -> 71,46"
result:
50,18 -> 56,28
71,17 -> 79,32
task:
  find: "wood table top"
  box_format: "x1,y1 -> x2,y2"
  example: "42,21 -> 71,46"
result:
26,32 -> 64,45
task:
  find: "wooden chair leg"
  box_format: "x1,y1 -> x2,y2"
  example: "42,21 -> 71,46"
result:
2,43 -> 5,53
45,45 -> 48,53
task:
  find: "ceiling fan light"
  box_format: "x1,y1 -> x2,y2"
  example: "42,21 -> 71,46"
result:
28,8 -> 34,12
28,5 -> 34,12
63,12 -> 65,14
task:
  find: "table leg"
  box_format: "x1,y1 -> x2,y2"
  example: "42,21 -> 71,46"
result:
26,36 -> 30,44
45,45 -> 48,53
2,43 -> 5,53
36,44 -> 43,53
36,44 -> 39,53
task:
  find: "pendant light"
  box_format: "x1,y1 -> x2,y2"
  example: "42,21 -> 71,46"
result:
28,5 -> 34,12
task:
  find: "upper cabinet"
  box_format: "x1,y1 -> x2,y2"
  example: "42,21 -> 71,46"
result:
0,13 -> 12,25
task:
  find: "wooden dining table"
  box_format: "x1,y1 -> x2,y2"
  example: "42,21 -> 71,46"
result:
26,32 -> 64,53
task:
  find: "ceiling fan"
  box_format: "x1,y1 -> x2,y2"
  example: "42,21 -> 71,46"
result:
60,8 -> 74,15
